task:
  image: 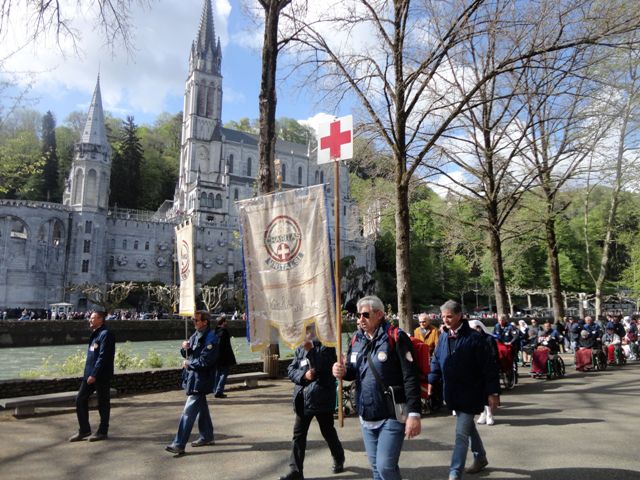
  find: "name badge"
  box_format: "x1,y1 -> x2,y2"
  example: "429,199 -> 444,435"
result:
300,359 -> 308,367
90,343 -> 98,351
350,352 -> 358,364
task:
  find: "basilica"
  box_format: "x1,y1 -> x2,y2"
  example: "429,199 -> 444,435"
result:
0,0 -> 374,312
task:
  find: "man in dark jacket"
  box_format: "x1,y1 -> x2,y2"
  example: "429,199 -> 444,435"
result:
279,325 -> 344,480
213,314 -> 237,398
333,295 -> 421,480
69,308 -> 116,442
165,310 -> 219,455
428,300 -> 500,480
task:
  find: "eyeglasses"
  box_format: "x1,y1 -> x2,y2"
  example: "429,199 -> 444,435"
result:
358,311 -> 372,319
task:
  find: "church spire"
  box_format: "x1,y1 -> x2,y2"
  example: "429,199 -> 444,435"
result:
81,76 -> 108,148
190,0 -> 221,75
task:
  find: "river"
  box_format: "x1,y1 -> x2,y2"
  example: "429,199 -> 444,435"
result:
0,337 -> 298,381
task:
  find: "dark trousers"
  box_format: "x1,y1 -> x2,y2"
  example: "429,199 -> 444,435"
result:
289,411 -> 344,474
76,378 -> 111,435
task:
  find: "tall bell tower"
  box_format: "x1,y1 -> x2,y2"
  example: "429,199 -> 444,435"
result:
174,0 -> 226,219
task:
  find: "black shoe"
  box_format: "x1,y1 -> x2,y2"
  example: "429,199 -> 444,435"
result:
465,457 -> 488,474
88,432 -> 108,442
191,438 -> 215,447
68,431 -> 91,442
279,471 -> 304,480
165,445 -> 185,456
214,393 -> 227,398
332,460 -> 344,474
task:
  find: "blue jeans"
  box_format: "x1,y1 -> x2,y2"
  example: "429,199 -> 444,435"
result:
214,366 -> 230,395
450,411 -> 486,479
170,394 -> 213,449
360,419 -> 405,480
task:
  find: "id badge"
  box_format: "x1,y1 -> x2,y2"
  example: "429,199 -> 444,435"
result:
350,352 -> 358,364
300,359 -> 308,367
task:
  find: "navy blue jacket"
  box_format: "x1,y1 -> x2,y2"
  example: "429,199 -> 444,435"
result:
583,323 -> 602,340
84,325 -> 116,381
428,322 -> 500,415
287,340 -> 337,415
215,326 -> 237,368
181,327 -> 219,395
493,322 -> 519,344
344,321 -> 421,422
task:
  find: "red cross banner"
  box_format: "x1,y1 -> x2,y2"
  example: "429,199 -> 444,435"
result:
175,219 -> 196,317
317,115 -> 353,164
237,185 -> 337,350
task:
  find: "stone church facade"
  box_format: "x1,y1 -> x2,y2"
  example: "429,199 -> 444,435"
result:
0,0 -> 374,312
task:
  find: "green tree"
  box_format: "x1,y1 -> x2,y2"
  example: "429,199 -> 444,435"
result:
109,116 -> 143,209
0,129 -> 42,198
40,111 -> 59,202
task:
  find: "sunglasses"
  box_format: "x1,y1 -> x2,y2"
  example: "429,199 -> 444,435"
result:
358,311 -> 372,319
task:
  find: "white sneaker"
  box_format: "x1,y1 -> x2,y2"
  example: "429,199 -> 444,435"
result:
486,414 -> 495,425
477,412 -> 487,424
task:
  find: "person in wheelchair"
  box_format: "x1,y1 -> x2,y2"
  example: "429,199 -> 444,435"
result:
531,322 -> 560,377
575,330 -> 595,371
602,322 -> 622,366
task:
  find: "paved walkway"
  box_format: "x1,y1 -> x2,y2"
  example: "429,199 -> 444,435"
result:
1,355 -> 639,480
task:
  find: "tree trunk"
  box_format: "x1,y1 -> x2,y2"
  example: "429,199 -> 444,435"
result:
488,227 -> 508,316
544,215 -> 565,321
395,179 -> 412,332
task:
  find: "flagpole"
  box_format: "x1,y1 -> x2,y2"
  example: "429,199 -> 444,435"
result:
333,158 -> 343,428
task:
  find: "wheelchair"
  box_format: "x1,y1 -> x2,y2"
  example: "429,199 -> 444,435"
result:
338,381 -> 357,416
591,348 -> 608,371
545,353 -> 565,379
497,341 -> 518,390
613,345 -> 627,366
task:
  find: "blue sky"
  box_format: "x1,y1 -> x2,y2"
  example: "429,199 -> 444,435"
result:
0,0 -> 335,129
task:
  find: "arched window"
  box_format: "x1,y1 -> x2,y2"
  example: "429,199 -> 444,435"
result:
247,157 -> 252,176
228,154 -> 234,173
206,85 -> 215,117
52,221 -> 64,246
314,170 -> 319,184
282,163 -> 287,182
145,241 -> 150,250
134,240 -> 139,250
123,239 -> 127,249
320,171 -> 324,183
73,169 -> 84,204
298,166 -> 303,184
234,189 -> 239,201
197,83 -> 206,116
86,169 -> 98,206
200,192 -> 207,208
208,192 -> 215,207
215,194 -> 223,209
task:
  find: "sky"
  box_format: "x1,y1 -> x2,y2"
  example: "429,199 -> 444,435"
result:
0,0 -> 339,130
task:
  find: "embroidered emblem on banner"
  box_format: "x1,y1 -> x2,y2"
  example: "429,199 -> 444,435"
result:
179,239 -> 191,281
264,215 -> 304,271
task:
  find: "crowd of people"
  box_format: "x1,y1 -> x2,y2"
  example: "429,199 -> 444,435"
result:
63,299 -> 639,480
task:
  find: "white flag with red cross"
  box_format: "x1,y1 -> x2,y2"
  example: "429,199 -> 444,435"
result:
317,115 -> 353,164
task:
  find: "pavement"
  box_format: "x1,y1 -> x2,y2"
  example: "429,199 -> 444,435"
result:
1,354 -> 640,480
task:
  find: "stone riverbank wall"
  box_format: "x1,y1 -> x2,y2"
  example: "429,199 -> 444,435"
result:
0,319 -> 248,348
0,359 -> 292,399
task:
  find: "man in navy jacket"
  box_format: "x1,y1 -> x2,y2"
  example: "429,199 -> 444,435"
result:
279,325 -> 344,480
165,310 -> 219,455
69,308 -> 116,442
428,300 -> 500,480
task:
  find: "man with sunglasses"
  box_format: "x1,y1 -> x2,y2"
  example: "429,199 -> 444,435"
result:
165,310 -> 219,455
333,295 -> 421,480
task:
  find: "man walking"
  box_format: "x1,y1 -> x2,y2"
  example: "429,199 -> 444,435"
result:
165,310 -> 219,455
279,325 -> 344,480
428,300 -> 500,480
213,314 -> 237,398
69,308 -> 116,442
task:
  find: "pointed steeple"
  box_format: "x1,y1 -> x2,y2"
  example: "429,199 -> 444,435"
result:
196,0 -> 216,56
81,76 -> 108,147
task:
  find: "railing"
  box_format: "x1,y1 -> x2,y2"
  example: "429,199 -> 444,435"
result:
0,199 -> 69,212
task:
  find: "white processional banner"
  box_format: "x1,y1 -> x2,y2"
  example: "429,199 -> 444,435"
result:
238,185 -> 337,351
175,220 -> 196,317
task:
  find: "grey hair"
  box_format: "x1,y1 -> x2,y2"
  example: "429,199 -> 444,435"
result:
357,295 -> 385,313
580,330 -> 589,338
440,300 -> 462,314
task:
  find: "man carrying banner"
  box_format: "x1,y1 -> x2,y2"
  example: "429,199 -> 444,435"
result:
279,325 -> 345,480
165,310 -> 219,456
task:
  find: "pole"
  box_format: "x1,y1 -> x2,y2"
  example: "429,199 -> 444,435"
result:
333,159 -> 343,427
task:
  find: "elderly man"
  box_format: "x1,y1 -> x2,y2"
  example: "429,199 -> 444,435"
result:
165,310 -> 219,455
413,313 -> 439,355
69,308 -> 116,442
428,300 -> 500,480
333,295 -> 421,480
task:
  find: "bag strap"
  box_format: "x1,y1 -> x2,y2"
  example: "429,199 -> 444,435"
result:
366,352 -> 389,394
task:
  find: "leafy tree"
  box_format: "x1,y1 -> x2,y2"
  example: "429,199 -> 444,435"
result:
109,116 -> 143,209
0,129 -> 42,198
224,117 -> 257,133
40,111 -> 59,202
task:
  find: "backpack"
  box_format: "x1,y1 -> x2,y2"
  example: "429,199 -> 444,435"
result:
352,325 -> 430,377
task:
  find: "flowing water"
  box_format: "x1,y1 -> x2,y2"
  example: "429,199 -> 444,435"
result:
0,337 -> 297,381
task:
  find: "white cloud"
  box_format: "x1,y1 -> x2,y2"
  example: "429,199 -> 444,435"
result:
0,0 -> 232,117
299,112 -> 338,135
